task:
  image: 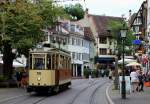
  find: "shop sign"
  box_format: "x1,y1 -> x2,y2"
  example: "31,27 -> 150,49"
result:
132,40 -> 141,45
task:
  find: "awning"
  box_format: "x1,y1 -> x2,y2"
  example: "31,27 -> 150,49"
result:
95,57 -> 115,63
0,60 -> 25,68
71,60 -> 83,64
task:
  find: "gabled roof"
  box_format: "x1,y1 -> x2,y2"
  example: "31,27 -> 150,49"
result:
89,15 -> 122,37
128,0 -> 147,27
128,13 -> 137,27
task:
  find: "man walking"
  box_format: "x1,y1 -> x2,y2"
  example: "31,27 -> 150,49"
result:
138,70 -> 144,92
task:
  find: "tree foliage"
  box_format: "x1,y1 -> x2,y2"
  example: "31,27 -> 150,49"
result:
107,20 -> 135,45
37,0 -> 68,28
107,19 -> 136,56
0,0 -> 68,79
0,0 -> 67,55
64,3 -> 84,20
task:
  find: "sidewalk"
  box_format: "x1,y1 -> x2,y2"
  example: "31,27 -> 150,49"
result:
107,83 -> 150,104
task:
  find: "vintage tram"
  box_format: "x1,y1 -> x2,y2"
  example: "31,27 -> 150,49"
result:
27,48 -> 72,93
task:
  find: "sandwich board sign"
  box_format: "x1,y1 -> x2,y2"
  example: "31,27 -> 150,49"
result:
119,76 -> 131,94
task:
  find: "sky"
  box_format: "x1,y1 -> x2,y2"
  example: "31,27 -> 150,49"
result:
60,0 -> 146,18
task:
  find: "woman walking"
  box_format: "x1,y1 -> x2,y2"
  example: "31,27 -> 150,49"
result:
21,69 -> 28,89
130,68 -> 139,92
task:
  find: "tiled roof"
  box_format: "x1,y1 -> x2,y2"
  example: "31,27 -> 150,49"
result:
90,15 -> 122,37
84,27 -> 95,41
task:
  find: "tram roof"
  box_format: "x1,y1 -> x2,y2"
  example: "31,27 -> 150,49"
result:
30,47 -> 70,55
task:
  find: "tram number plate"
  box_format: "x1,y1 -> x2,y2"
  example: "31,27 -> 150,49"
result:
37,72 -> 41,75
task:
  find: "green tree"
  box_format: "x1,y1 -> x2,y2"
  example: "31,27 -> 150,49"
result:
37,0 -> 68,28
107,20 -> 136,57
64,3 -> 84,20
0,0 -> 67,80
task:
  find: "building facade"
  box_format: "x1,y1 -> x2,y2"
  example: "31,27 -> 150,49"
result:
129,0 -> 149,72
78,9 -> 121,70
42,20 -> 95,77
147,0 -> 150,50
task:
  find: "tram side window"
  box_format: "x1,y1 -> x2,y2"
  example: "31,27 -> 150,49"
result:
59,55 -> 62,69
66,57 -> 69,69
56,54 -> 59,69
29,54 -> 32,69
52,54 -> 56,70
51,54 -> 59,69
47,54 -> 52,69
34,58 -> 45,70
69,58 -> 71,69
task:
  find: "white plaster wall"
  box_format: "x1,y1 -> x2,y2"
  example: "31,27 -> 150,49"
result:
148,0 -> 150,28
67,45 -> 89,54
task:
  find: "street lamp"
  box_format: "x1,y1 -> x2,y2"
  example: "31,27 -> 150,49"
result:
120,28 -> 127,99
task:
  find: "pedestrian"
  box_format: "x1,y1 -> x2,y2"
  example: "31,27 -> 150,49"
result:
147,70 -> 150,81
105,69 -> 109,77
101,69 -> 105,77
108,69 -> 112,80
118,68 -> 122,76
138,70 -> 144,92
88,72 -> 93,83
125,67 -> 130,76
16,71 -> 22,88
130,68 -> 139,92
21,69 -> 28,89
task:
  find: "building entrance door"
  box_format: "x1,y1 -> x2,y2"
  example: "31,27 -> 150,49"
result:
77,64 -> 81,77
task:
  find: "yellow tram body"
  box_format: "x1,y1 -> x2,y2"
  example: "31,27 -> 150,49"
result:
29,70 -> 55,86
27,48 -> 72,93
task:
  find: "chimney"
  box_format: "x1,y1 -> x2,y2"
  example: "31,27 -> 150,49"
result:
129,10 -> 132,18
84,8 -> 89,18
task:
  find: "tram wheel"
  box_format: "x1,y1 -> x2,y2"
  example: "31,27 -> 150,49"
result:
53,86 -> 59,93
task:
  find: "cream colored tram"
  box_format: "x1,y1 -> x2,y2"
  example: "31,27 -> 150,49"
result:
27,48 -> 71,93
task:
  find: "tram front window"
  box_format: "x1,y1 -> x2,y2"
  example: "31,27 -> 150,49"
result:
34,58 -> 45,70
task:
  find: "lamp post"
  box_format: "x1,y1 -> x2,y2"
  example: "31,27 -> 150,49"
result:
120,28 -> 127,99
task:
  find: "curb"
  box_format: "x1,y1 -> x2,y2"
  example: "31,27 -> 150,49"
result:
106,83 -> 115,104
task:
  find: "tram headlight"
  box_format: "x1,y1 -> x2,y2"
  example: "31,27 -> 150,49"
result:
37,77 -> 41,81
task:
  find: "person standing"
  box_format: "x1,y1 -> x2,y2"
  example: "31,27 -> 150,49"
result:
108,69 -> 112,80
21,69 -> 28,89
101,68 -> 105,77
130,69 -> 139,92
138,70 -> 144,92
16,71 -> 22,88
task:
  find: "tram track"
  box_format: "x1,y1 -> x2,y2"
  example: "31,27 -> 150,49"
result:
0,93 -> 29,104
89,80 -> 110,104
0,79 -> 89,104
0,79 -> 108,104
0,92 -> 49,104
71,79 -> 93,88
69,79 -> 109,104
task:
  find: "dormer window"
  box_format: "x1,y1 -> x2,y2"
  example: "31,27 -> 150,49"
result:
76,25 -> 79,29
70,24 -> 75,32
